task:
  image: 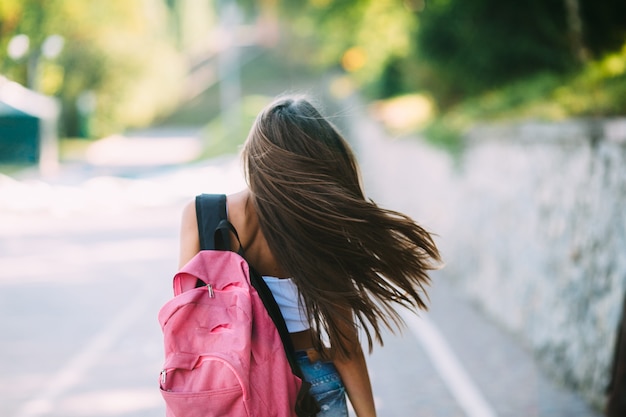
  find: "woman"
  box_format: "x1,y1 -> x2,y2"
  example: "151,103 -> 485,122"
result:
179,96 -> 441,417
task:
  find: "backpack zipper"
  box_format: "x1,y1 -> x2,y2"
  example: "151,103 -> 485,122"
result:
207,284 -> 215,298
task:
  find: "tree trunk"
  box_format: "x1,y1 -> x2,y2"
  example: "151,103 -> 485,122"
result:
563,0 -> 589,62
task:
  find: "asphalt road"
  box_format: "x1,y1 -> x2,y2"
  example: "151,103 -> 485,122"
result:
0,149 -> 604,417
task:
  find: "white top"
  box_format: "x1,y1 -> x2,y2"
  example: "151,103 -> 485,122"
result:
262,276 -> 310,333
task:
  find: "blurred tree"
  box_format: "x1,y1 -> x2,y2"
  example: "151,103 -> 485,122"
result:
414,0 -> 574,106
412,0 -> 626,107
165,0 -> 217,55
248,0 -> 626,112
245,0 -> 417,97
578,0 -> 626,57
0,0 -> 187,138
563,0 -> 587,62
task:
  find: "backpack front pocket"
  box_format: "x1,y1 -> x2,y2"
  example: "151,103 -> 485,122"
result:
160,354 -> 249,417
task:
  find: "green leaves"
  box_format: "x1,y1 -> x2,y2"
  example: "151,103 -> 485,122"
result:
0,0 -> 185,138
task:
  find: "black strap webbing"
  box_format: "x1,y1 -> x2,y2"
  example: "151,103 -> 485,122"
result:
195,194 -> 228,251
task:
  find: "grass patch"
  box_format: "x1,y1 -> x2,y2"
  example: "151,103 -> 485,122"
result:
418,46 -> 626,150
58,138 -> 93,162
199,95 -> 273,159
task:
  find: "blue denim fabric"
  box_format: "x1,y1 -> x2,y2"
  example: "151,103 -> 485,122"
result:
296,351 -> 348,417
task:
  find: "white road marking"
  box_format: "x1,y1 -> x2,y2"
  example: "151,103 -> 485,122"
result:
13,284 -> 158,417
401,310 -> 498,417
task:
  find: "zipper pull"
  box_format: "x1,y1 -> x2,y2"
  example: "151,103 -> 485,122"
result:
207,284 -> 215,298
160,369 -> 167,385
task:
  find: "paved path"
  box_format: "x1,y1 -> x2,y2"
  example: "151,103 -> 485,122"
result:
0,129 -> 603,417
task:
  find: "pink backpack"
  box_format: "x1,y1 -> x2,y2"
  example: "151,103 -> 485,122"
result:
158,194 -> 318,417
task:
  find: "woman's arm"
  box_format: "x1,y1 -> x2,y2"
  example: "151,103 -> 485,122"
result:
333,345 -> 376,417
331,309 -> 377,417
179,200 -> 200,268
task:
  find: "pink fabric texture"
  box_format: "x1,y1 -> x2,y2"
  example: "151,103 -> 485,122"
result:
159,250 -> 302,417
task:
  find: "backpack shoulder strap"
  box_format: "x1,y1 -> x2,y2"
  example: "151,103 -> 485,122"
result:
195,194 -> 230,251
249,267 -> 319,416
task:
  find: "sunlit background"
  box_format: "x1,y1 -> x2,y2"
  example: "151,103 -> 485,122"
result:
1,1 -> 626,416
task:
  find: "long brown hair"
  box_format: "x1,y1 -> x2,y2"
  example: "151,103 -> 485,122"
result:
242,95 -> 441,357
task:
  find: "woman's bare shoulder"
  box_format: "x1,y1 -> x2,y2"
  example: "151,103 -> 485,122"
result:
227,189 -> 250,216
181,191 -> 246,226
226,189 -> 256,245
181,198 -> 197,222
179,191 -> 250,267
179,198 -> 199,268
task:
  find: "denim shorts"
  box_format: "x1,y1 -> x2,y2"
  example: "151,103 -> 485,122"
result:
295,350 -> 348,417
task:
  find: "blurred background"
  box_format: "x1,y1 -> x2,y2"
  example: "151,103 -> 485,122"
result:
1,1 -> 625,416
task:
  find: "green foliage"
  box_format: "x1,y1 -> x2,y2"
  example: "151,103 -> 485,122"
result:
422,118 -> 465,157
414,0 -> 575,106
421,45 -> 626,149
268,0 -> 417,93
263,0 -> 626,114
4,0 -> 623,150
579,0 -> 626,55
0,0 -> 187,138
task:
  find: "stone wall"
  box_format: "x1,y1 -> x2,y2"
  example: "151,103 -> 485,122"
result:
350,109 -> 626,408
